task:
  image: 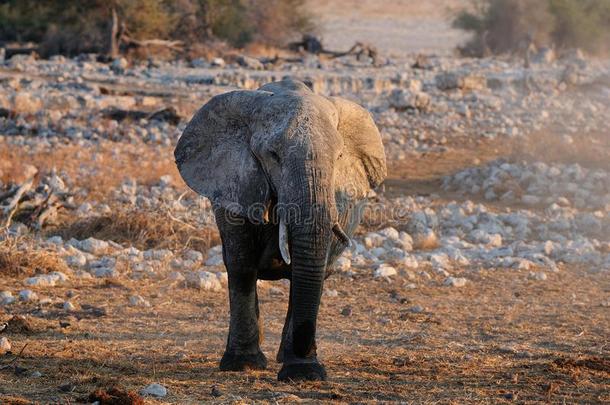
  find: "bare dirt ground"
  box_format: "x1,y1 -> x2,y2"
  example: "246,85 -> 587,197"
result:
1,136 -> 609,404
307,0 -> 469,56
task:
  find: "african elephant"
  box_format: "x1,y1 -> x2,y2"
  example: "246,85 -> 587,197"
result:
174,79 -> 386,381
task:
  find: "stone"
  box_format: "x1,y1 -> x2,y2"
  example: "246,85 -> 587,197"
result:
528,271 -> 547,281
409,305 -> 425,313
0,337 -> 11,354
532,47 -> 555,64
444,277 -> 467,287
168,271 -> 185,282
184,250 -> 204,262
143,249 -> 173,261
0,291 -> 15,305
129,295 -> 151,307
24,272 -> 69,287
111,57 -> 128,73
12,92 -> 43,114
211,57 -> 226,68
19,290 -> 38,302
79,238 -> 109,255
93,267 -> 119,278
187,270 -> 223,291
46,236 -> 63,245
335,256 -> 351,272
236,55 -> 264,70
66,254 -> 87,268
378,227 -> 400,241
140,383 -> 167,398
374,265 -> 397,278
388,89 -> 430,111
63,301 -> 76,311
204,255 -> 223,266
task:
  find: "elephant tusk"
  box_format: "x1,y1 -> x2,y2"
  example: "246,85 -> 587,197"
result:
332,223 -> 352,247
279,217 -> 291,265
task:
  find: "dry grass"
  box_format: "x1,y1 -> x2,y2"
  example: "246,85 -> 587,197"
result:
50,209 -> 219,252
0,236 -> 69,277
0,143 -> 180,203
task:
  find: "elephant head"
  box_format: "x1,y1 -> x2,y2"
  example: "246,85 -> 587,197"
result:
175,79 -> 386,365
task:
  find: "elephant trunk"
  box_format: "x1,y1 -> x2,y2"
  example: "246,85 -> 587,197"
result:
281,164 -> 334,360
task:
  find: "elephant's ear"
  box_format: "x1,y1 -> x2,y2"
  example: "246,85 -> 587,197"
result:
174,90 -> 272,220
331,97 -> 387,199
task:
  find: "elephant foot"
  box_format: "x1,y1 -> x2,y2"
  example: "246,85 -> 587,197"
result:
278,361 -> 327,382
219,350 -> 267,371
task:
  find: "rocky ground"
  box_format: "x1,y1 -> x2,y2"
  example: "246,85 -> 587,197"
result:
0,46 -> 609,403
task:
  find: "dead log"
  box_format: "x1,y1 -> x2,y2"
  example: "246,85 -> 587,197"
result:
121,35 -> 184,53
288,35 -> 381,66
102,107 -> 182,125
0,167 -> 74,230
1,169 -> 37,229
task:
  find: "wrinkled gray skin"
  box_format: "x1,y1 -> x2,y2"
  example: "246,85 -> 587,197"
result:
174,79 -> 386,381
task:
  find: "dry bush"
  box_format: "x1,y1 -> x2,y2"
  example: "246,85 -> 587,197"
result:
0,236 -> 70,277
51,209 -> 219,252
453,0 -> 610,56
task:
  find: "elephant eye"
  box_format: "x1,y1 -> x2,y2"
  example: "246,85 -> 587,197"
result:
270,151 -> 281,163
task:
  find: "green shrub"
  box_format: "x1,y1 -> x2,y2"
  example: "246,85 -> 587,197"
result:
453,0 -> 610,56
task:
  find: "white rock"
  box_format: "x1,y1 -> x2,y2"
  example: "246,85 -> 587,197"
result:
399,255 -> 419,269
19,290 -> 38,302
398,232 -> 413,251
444,277 -> 467,287
93,267 -> 119,278
374,265 -> 397,278
184,250 -> 204,262
211,57 -> 226,67
168,271 -> 185,282
204,255 -> 223,266
66,253 -> 87,268
74,270 -> 93,279
522,195 -> 541,205
79,238 -> 109,255
129,295 -> 151,307
528,271 -> 547,281
46,236 -> 63,245
364,232 -> 385,248
334,256 -> 351,272
0,337 -> 11,354
378,227 -> 400,241
430,253 -> 451,270
140,383 -> 167,398
24,272 -> 69,287
143,249 -> 173,261
216,272 -> 228,286
0,291 -> 15,305
187,271 -> 223,291
63,301 -> 76,311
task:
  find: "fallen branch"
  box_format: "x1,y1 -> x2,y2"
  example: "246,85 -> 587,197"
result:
122,35 -> 184,52
0,342 -> 29,370
1,170 -> 37,229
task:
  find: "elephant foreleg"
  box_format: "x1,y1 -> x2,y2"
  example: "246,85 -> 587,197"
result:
276,284 -> 292,363
216,210 -> 267,371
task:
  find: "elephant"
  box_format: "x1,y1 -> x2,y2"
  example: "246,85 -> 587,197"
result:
174,79 -> 386,381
